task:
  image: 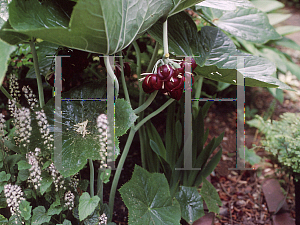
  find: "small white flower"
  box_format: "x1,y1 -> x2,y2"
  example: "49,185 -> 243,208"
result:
64,191 -> 75,210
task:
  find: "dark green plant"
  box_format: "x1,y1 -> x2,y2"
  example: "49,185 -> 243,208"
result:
0,0 -> 295,224
247,112 -> 300,178
247,112 -> 300,224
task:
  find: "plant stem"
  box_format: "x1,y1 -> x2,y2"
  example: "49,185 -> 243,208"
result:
119,51 -> 130,104
163,19 -> 169,59
89,159 -> 94,197
134,98 -> 175,132
104,56 -> 119,98
97,168 -> 104,204
193,76 -> 203,111
0,86 -> 21,108
29,37 -> 45,108
108,128 -> 136,222
139,42 -> 160,168
133,90 -> 158,114
132,41 -> 148,167
146,42 -> 160,73
0,86 -> 13,101
132,41 -> 141,80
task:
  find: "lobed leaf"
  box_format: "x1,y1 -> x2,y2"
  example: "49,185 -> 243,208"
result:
119,165 -> 181,225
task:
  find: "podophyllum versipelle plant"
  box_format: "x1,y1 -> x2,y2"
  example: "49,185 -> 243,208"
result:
0,0 -> 296,224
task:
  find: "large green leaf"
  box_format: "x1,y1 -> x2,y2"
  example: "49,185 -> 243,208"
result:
199,6 -> 281,43
19,200 -> 32,221
0,38 -> 16,87
78,192 -> 100,221
169,0 -> 204,17
0,19 -> 30,45
119,165 -> 181,225
8,0 -> 173,54
115,99 -> 138,137
251,0 -> 284,13
175,186 -> 204,224
44,82 -> 137,177
276,25 -> 300,36
271,37 -> 300,51
148,12 -> 292,90
196,0 -> 254,11
32,206 -> 51,225
200,178 -> 222,213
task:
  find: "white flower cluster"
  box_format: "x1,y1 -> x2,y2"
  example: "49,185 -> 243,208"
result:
98,213 -> 108,225
26,148 -> 42,189
35,110 -> 54,150
8,74 -> 20,111
0,113 -> 6,138
47,162 -> 65,191
97,114 -> 108,169
12,107 -> 32,147
64,190 -> 75,210
69,173 -> 79,191
22,85 -> 54,151
4,184 -> 25,219
7,75 -> 32,148
22,85 -> 39,110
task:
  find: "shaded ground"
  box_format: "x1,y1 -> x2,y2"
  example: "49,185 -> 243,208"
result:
207,86 -> 300,225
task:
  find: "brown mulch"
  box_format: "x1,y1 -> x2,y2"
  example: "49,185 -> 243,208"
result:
204,85 -> 300,225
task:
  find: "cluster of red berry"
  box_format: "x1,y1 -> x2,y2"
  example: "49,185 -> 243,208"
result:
142,58 -> 197,100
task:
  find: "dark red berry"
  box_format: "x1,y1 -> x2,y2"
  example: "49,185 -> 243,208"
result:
169,88 -> 183,101
165,76 -> 185,92
180,58 -> 197,72
142,74 -> 162,93
157,64 -> 174,81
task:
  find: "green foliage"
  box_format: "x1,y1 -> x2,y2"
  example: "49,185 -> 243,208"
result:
119,165 -> 181,225
247,113 -> 300,177
175,186 -> 204,224
19,200 -> 32,221
200,178 -> 222,213
8,0 -> 173,54
78,192 -> 100,221
148,12 -> 291,90
43,81 -> 137,177
239,146 -> 261,166
0,0 -> 296,224
31,206 -> 51,225
0,39 -> 16,87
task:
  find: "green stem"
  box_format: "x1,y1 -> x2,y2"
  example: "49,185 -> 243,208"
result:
89,159 -> 94,197
132,41 -> 147,168
119,51 -> 130,104
133,91 -> 158,114
104,56 -> 119,98
132,42 -> 141,80
29,37 -> 45,108
1,86 -> 22,108
0,86 -> 13,101
108,128 -> 136,222
97,168 -> 104,204
134,98 -> 175,132
193,76 -> 203,111
163,19 -> 169,58
139,42 -> 161,168
146,42 -> 160,73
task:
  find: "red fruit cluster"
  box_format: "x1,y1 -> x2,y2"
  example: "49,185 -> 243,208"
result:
142,58 -> 197,101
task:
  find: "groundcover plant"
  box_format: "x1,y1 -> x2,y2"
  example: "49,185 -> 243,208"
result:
0,0 -> 294,224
